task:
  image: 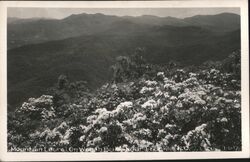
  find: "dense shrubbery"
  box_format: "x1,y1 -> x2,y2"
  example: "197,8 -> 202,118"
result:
8,50 -> 241,152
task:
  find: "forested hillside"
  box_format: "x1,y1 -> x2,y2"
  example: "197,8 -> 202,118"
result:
7,13 -> 240,110
8,49 -> 241,152
7,11 -> 242,151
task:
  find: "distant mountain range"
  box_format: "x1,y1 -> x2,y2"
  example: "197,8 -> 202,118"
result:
7,12 -> 240,110
8,12 -> 240,49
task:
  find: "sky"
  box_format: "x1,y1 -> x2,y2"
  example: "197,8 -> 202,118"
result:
8,7 -> 240,19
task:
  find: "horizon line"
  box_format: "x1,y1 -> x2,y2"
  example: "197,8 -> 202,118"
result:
7,11 -> 240,20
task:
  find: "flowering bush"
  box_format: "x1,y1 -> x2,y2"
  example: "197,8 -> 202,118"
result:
8,51 -> 241,152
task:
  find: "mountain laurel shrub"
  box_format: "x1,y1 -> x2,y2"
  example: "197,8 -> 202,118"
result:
8,50 -> 241,152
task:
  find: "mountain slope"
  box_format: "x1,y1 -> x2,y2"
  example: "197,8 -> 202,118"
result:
7,13 -> 240,49
184,13 -> 240,32
7,24 -> 240,110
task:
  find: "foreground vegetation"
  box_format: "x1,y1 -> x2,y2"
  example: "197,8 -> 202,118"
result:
8,49 -> 241,152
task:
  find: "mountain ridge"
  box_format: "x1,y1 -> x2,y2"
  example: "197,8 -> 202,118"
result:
8,12 -> 240,49
7,12 -> 241,110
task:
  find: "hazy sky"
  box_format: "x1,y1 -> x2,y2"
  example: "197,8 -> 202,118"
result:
8,7 -> 240,19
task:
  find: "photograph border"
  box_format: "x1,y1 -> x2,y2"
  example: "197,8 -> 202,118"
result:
0,0 -> 249,161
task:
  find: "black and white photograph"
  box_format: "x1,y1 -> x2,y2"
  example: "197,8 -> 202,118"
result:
0,0 -> 249,161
